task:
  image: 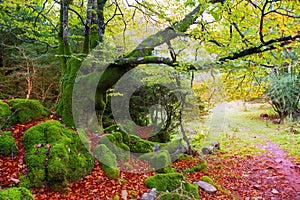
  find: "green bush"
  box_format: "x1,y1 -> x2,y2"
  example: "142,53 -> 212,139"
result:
0,187 -> 34,200
22,120 -> 94,191
8,99 -> 50,125
94,144 -> 120,179
0,131 -> 18,156
0,101 -> 11,126
266,73 -> 300,122
145,173 -> 199,199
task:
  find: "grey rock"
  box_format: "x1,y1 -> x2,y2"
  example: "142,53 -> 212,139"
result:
141,188 -> 157,200
193,181 -> 217,194
271,188 -> 279,194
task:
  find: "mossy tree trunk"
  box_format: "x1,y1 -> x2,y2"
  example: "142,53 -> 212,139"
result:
56,2 -> 206,128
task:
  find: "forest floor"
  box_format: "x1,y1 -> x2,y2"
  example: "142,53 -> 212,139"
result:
1,101 -> 300,199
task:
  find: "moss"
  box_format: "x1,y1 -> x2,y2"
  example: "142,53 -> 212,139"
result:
47,158 -> 68,192
200,176 -> 214,185
0,187 -> 34,200
113,195 -> 120,200
27,168 -> 46,188
139,150 -> 173,173
22,120 -> 94,191
145,173 -> 199,199
19,174 -> 31,188
183,160 -> 208,173
99,133 -> 130,161
0,101 -> 11,126
158,192 -> 193,200
8,99 -> 50,125
94,144 -> 120,179
0,131 -> 18,156
125,134 -> 154,153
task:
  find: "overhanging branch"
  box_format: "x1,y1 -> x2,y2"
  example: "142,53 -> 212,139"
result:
219,32 -> 300,62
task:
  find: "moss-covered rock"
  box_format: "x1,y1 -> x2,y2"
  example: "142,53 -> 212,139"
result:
0,131 -> 18,156
8,99 -> 50,125
22,120 -> 94,191
0,187 -> 34,200
183,160 -> 208,173
139,150 -> 173,173
98,132 -> 130,161
145,173 -> 199,199
124,134 -> 154,153
0,101 -> 11,126
94,144 -> 120,179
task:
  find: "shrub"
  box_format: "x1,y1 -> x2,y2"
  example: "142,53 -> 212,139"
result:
266,73 -> 300,122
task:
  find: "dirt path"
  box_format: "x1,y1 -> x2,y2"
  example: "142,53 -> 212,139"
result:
195,102 -> 300,199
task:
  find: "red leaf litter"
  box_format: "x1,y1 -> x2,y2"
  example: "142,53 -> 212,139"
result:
2,119 -> 300,199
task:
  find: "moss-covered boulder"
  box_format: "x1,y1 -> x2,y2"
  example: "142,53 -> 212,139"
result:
0,101 -> 11,126
94,144 -> 120,179
139,150 -> 174,173
0,131 -> 18,156
124,134 -> 154,153
8,99 -> 50,125
145,173 -> 199,199
98,132 -> 130,161
22,120 -> 94,191
104,125 -> 154,154
0,187 -> 34,200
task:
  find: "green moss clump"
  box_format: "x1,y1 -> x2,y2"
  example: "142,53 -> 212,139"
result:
201,176 -> 214,185
183,160 -> 208,173
0,187 -> 34,200
22,120 -> 94,191
139,150 -> 174,173
158,193 -> 193,200
8,99 -> 50,125
0,131 -> 18,156
94,144 -> 120,179
124,134 -> 154,153
99,132 -> 130,161
145,173 -> 199,199
0,101 -> 11,126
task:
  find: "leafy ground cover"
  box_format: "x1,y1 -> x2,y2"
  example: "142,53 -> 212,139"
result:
1,101 -> 300,199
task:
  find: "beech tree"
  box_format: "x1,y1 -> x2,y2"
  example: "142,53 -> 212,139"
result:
1,0 -> 299,127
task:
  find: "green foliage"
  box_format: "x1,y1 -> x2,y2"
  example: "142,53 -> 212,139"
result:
0,187 -> 34,200
8,99 -> 50,125
0,131 -> 18,156
22,120 -> 94,191
0,101 -> 11,126
266,72 -> 300,121
94,144 -> 120,179
145,173 -> 199,199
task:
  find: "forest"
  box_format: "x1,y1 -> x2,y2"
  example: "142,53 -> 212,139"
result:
0,0 -> 299,199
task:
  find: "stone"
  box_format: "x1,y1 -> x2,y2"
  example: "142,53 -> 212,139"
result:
141,188 -> 156,200
271,188 -> 279,194
193,181 -> 217,194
